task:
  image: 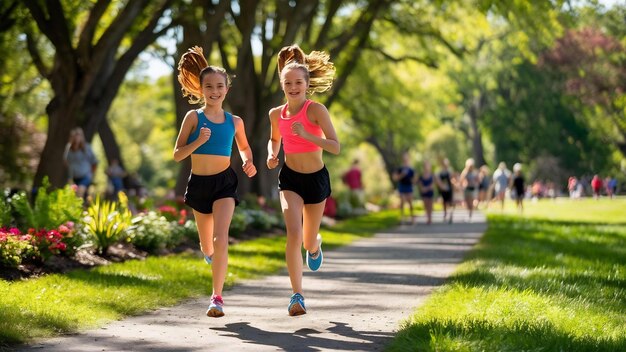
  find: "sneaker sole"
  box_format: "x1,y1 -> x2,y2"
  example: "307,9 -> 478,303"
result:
206,307 -> 225,318
288,302 -> 306,316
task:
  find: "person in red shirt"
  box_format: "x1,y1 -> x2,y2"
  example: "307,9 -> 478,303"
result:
591,175 -> 603,199
342,159 -> 364,206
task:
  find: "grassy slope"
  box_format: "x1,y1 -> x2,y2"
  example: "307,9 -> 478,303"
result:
388,198 -> 626,352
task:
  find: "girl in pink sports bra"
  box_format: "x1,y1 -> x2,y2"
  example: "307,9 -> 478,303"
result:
266,44 -> 340,316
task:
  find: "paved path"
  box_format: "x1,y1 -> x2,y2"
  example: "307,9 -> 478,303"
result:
17,210 -> 486,352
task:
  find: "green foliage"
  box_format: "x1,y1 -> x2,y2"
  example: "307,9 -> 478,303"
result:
170,219 -> 198,242
83,193 -> 133,254
10,178 -> 84,230
0,193 -> 11,227
126,211 -> 182,253
245,209 -> 279,231
230,210 -> 251,237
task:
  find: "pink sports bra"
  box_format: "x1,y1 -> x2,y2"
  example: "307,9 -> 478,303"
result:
278,100 -> 323,154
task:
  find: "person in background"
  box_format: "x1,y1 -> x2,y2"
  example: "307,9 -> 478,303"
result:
491,162 -> 510,211
63,127 -> 98,201
591,174 -> 603,200
606,176 -> 617,199
342,158 -> 364,207
477,165 -> 491,209
435,158 -> 455,223
459,158 -> 478,221
105,158 -> 126,200
510,163 -> 525,213
417,160 -> 435,225
393,152 -> 417,224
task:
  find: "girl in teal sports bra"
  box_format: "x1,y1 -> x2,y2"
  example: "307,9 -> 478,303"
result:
174,46 -> 257,318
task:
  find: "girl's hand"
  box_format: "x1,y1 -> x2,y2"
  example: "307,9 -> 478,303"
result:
267,153 -> 279,169
242,160 -> 257,177
291,122 -> 306,137
198,126 -> 211,143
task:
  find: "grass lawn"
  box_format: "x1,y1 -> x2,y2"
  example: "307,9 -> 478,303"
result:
388,197 -> 626,352
0,210 -> 397,346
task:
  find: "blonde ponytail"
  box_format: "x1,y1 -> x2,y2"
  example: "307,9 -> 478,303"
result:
278,44 -> 335,94
177,46 -> 208,104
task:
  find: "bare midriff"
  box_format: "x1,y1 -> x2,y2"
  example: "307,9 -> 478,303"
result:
284,150 -> 324,173
190,154 -> 231,175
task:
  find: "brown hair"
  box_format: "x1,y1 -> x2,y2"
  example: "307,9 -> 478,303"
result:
277,44 -> 335,94
177,46 -> 231,104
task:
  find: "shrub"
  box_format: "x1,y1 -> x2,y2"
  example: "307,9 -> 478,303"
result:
83,193 -> 133,254
171,219 -> 197,242
26,228 -> 68,262
0,194 -> 11,227
0,228 -> 35,267
10,178 -> 83,230
245,209 -> 279,230
230,210 -> 251,237
127,211 -> 181,253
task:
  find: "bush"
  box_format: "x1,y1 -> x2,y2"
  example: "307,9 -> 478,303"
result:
0,193 -> 11,227
128,211 -> 186,253
0,228 -> 35,267
83,193 -> 133,254
245,209 -> 279,230
170,219 -> 197,242
10,178 -> 83,230
230,210 -> 251,236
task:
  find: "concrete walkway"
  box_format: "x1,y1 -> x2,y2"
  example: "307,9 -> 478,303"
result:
17,210 -> 486,352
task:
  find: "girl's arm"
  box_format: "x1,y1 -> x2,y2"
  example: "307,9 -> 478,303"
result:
173,111 -> 206,162
233,116 -> 257,177
267,108 -> 282,169
292,102 -> 340,155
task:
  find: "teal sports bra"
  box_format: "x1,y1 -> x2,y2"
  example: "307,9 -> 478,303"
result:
187,109 -> 235,156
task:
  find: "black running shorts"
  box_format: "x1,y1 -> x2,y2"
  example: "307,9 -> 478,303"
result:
184,167 -> 239,214
278,164 -> 331,204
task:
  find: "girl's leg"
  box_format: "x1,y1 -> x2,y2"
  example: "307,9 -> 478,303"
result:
424,197 -> 433,224
193,209 -> 215,259
210,198 -> 235,297
398,195 -> 406,221
280,191 -> 305,294
408,197 -> 414,218
465,194 -> 474,219
302,200 -> 326,253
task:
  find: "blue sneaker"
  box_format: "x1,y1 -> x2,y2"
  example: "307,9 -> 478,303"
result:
306,234 -> 323,271
288,293 -> 306,316
204,254 -> 212,265
206,294 -> 224,317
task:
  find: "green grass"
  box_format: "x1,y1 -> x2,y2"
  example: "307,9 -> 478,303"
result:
0,210 -> 398,346
388,198 -> 626,352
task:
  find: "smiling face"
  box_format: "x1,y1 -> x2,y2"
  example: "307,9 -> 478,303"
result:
281,65 -> 309,102
200,71 -> 229,106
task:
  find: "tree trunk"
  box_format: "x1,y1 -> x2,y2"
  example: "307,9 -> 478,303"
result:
468,93 -> 486,166
27,0 -> 175,190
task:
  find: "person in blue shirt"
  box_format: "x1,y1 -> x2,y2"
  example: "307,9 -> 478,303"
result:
63,127 -> 98,201
393,152 -> 417,224
174,46 -> 256,318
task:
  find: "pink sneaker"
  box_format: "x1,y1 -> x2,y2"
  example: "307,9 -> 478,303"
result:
206,295 -> 225,317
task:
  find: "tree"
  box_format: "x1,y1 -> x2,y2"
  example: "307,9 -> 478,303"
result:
21,0 -> 177,190
540,27 -> 626,157
171,0 -> 391,197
